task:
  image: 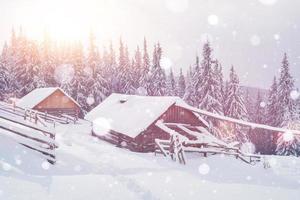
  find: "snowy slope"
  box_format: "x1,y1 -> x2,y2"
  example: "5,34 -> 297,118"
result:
1,121 -> 300,200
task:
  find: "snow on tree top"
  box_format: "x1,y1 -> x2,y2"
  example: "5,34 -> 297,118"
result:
85,93 -> 189,138
17,87 -> 80,109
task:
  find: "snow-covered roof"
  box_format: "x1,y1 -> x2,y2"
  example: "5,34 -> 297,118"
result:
85,93 -> 200,138
17,87 -> 80,109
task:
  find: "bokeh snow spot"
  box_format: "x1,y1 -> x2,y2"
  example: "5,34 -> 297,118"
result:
121,141 -> 127,147
93,117 -> 112,136
207,15 -> 219,26
136,87 -> 148,96
250,35 -> 261,46
282,131 -> 294,142
246,176 -> 252,181
86,95 -> 95,105
290,90 -> 300,100
198,163 -> 210,175
160,57 -> 172,70
165,0 -> 189,13
262,64 -> 268,69
274,34 -> 280,40
259,0 -> 278,6
2,163 -> 11,171
241,142 -> 256,154
54,64 -> 75,84
41,161 -> 50,170
260,101 -> 266,108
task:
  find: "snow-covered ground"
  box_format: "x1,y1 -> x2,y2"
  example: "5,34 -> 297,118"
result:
1,121 -> 300,200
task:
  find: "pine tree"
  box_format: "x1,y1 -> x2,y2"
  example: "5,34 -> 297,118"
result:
277,53 -> 297,126
244,89 -> 254,121
166,69 -> 176,96
183,66 -> 194,105
132,45 -> 143,90
198,43 -> 223,114
0,42 -> 11,100
140,37 -> 150,89
0,60 -> 9,100
225,66 -> 248,142
177,68 -> 186,98
276,53 -> 299,156
146,43 -> 167,96
184,56 -> 200,106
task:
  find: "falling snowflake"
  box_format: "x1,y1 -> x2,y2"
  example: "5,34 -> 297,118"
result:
282,131 -> 294,142
93,117 -> 112,135
262,64 -> 268,69
290,90 -> 300,100
120,141 -> 127,147
198,163 -> 210,175
232,30 -> 237,37
165,0 -> 189,13
246,176 -> 252,181
260,101 -> 266,108
54,64 -> 75,84
136,87 -> 148,96
207,14 -> 219,26
86,95 -> 95,105
274,34 -> 280,40
160,57 -> 172,70
250,35 -> 261,46
41,161 -> 50,170
2,163 -> 11,171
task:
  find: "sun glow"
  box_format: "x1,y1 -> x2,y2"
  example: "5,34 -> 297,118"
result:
15,0 -> 119,42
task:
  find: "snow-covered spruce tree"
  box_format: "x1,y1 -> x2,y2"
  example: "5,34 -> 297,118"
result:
146,43 -> 167,96
11,29 -> 42,97
276,53 -> 299,156
114,39 -> 135,94
275,120 -> 300,156
198,42 -> 223,115
277,53 -> 297,126
225,66 -> 249,142
244,88 -> 255,122
41,31 -> 56,87
183,65 -> 194,105
0,60 -> 9,100
166,69 -> 176,96
264,77 -> 281,154
132,45 -> 143,90
87,31 -> 99,78
67,42 -> 84,101
213,60 -> 225,106
138,37 -> 151,92
0,42 -> 11,100
177,68 -> 186,98
184,56 -> 200,106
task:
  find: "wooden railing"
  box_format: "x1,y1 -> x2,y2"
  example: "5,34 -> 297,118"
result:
0,102 -> 57,164
0,101 -> 77,125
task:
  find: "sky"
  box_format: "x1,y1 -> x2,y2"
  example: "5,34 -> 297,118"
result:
0,0 -> 299,89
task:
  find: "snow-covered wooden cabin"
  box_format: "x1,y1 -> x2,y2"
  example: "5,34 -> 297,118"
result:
85,93 -> 209,152
17,87 -> 83,118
